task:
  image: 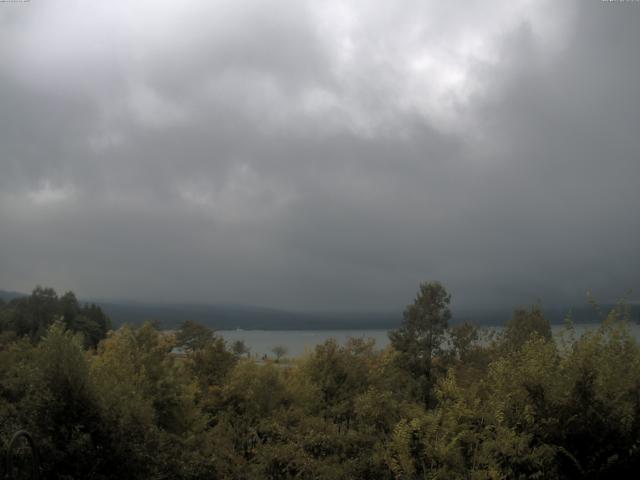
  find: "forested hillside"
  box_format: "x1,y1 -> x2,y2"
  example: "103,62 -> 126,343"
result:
0,284 -> 639,479
5,288 -> 636,330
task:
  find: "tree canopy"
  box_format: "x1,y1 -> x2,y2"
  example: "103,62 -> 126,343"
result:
0,286 -> 111,347
1,283 -> 639,479
388,280 -> 451,405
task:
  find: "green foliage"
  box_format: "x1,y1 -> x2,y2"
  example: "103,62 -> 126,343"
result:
186,334 -> 237,391
502,305 -> 552,351
0,286 -> 111,347
232,339 -> 250,357
389,281 -> 451,406
1,283 -> 639,479
176,320 -> 214,351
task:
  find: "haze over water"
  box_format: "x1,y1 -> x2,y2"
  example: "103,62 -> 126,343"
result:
219,323 -> 640,358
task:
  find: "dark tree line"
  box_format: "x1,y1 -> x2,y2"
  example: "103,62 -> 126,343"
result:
0,286 -> 111,348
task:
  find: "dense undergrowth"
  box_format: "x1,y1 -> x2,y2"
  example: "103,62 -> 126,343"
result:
0,285 -> 639,479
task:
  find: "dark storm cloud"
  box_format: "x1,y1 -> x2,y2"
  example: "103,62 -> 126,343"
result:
1,1 -> 638,311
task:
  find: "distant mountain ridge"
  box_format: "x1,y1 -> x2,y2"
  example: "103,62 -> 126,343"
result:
0,289 -> 27,301
91,301 -> 399,330
2,289 -> 638,330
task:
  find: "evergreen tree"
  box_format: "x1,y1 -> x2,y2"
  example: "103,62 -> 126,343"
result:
389,281 -> 451,406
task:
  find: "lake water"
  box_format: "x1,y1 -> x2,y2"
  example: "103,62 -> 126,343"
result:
218,329 -> 390,358
219,323 -> 640,358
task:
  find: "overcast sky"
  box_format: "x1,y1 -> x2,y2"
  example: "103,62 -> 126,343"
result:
1,0 -> 639,311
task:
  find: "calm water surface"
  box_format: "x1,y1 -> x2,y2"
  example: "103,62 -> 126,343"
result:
218,329 -> 390,358
219,323 -> 640,358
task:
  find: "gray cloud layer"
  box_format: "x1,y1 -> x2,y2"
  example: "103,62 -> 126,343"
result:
1,1 -> 638,311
